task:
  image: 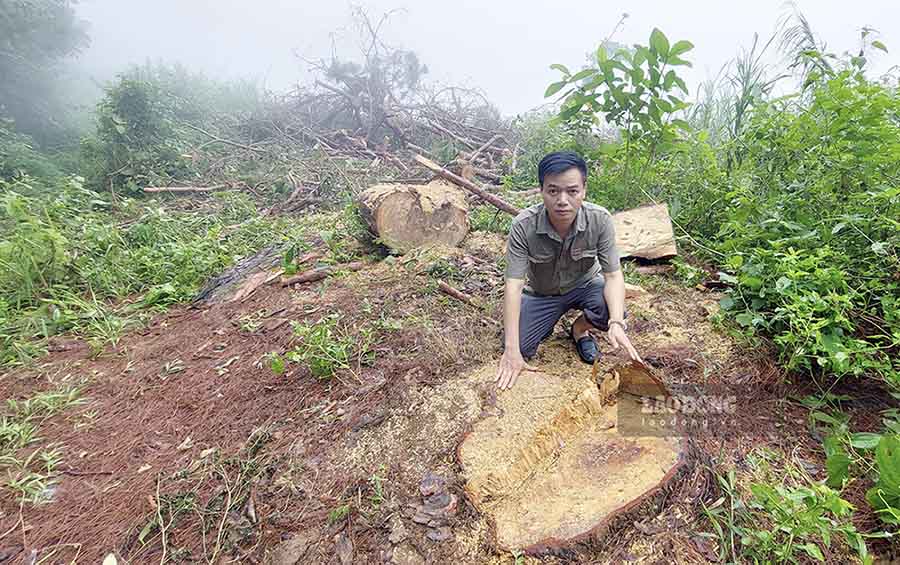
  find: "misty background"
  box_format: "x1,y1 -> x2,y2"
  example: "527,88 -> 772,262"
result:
73,0 -> 898,115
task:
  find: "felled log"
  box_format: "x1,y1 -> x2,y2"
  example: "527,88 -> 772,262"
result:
192,246 -> 281,305
280,261 -> 365,286
412,155 -> 520,216
612,203 -> 678,260
357,181 -> 470,253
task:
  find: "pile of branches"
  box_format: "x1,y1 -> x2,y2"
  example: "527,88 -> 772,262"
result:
149,8 -> 522,211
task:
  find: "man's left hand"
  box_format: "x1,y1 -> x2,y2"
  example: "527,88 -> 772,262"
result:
605,324 -> 643,364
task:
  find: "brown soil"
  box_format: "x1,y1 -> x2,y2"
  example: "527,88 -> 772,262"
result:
0,234 -> 892,564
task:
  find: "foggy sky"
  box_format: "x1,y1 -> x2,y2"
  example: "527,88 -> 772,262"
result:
74,0 -> 899,115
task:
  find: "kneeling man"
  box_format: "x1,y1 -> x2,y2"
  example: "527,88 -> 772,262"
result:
496,151 -> 642,390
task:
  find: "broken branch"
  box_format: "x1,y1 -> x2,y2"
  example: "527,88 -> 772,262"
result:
437,280 -> 480,308
184,122 -> 267,154
280,261 -> 365,286
143,184 -> 228,193
413,155 -> 520,216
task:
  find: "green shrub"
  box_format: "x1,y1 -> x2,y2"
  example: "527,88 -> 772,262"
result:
0,176 -> 305,365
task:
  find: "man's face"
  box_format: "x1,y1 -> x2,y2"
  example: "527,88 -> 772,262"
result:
541,167 -> 586,224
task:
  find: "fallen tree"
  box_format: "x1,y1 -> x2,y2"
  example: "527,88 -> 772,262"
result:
357,181 -> 470,253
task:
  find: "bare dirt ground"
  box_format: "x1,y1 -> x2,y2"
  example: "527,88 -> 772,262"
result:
0,228 -> 892,564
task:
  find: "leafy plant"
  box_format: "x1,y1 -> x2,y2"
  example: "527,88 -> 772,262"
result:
703,454 -> 872,564
866,435 -> 900,525
547,27 -> 694,199
0,177 -> 308,365
1,383 -> 83,504
285,315 -> 373,379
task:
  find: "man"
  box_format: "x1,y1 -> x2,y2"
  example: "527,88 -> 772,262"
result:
496,151 -> 642,390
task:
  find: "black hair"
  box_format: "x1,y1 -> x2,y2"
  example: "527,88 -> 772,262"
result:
538,151 -> 587,186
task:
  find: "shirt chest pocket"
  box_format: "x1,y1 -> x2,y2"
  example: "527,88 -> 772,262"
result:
570,246 -> 598,269
527,252 -> 556,283
571,246 -> 597,261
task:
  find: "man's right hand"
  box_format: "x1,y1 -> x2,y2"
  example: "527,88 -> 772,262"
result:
495,349 -> 537,390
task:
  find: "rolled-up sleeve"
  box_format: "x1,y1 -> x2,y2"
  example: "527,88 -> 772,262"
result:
597,215 -> 621,273
505,221 -> 530,280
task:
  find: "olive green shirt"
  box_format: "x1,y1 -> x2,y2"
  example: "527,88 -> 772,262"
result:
505,202 -> 621,296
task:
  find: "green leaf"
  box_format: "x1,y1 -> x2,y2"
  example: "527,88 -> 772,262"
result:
668,56 -> 693,67
824,435 -> 850,488
138,520 -> 156,545
633,46 -> 648,67
872,40 -> 888,53
650,28 -> 670,58
670,118 -> 691,131
669,40 -> 694,57
596,142 -> 619,155
630,68 -> 644,85
549,63 -> 571,76
875,435 -> 900,492
866,487 -> 900,524
800,543 -> 825,562
850,432 -> 882,449
663,70 -> 677,90
775,276 -> 791,293
719,296 -> 735,310
571,68 -> 596,82
648,100 -> 662,126
544,81 -> 566,98
596,45 -> 608,63
673,76 -> 688,94
268,353 -> 286,375
735,312 -> 754,327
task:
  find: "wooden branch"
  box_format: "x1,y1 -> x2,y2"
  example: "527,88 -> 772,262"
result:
413,155 -> 520,216
468,134 -> 502,163
183,123 -> 266,154
143,184 -> 228,193
280,261 -> 365,286
425,121 -> 478,149
437,281 -> 480,307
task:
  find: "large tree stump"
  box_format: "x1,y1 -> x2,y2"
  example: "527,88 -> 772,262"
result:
458,363 -> 686,553
357,180 -> 470,253
612,203 -> 678,260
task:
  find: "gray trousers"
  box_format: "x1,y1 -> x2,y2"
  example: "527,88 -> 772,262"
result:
518,275 -> 612,359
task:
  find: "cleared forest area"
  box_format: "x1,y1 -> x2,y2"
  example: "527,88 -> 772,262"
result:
1,4 -> 898,564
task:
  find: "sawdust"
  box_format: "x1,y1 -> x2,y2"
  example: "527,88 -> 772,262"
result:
342,371 -> 482,483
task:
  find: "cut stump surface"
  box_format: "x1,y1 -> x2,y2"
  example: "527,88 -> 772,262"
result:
358,180 -> 469,253
458,366 -> 685,552
612,203 -> 678,260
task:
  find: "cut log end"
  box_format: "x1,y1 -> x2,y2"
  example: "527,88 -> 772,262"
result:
613,203 -> 678,260
358,181 -> 470,253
